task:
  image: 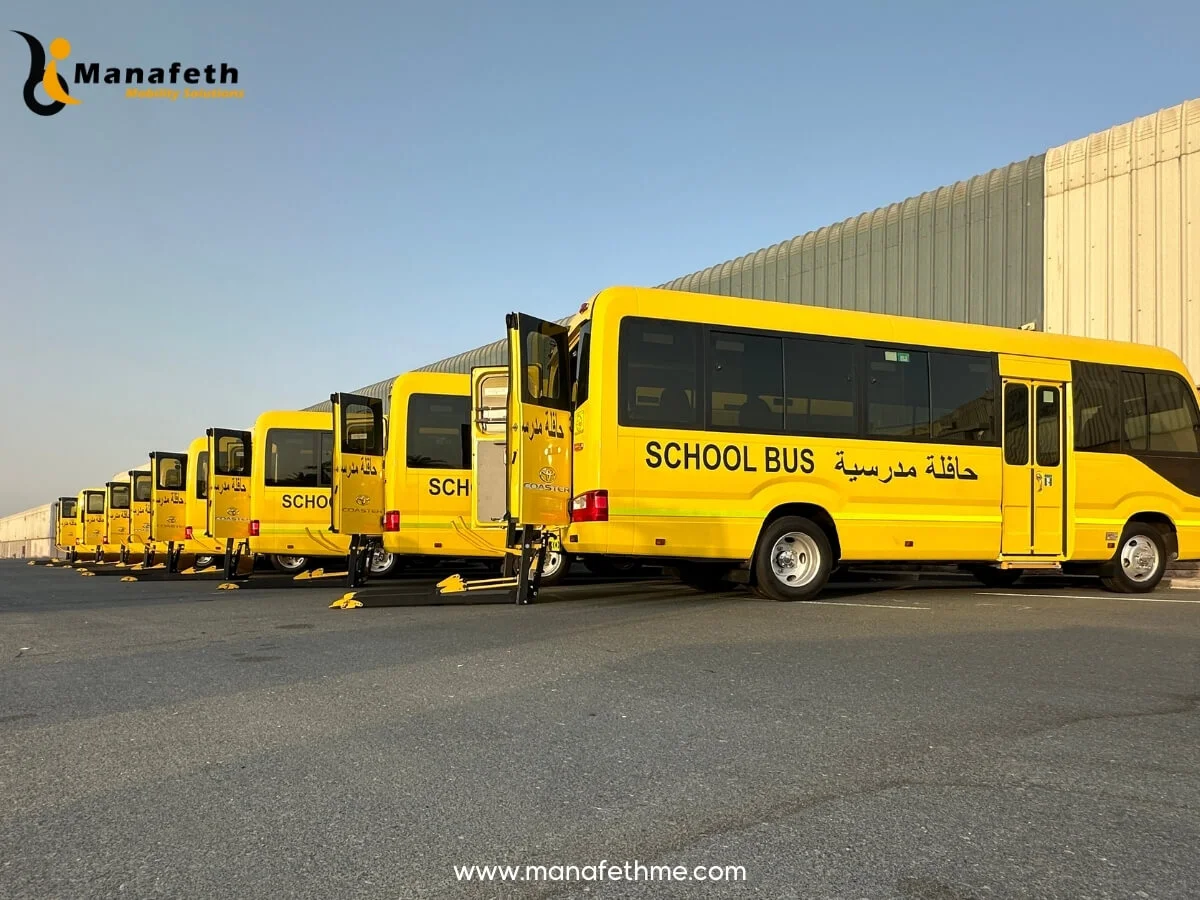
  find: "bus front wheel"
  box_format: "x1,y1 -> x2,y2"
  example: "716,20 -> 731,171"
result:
753,516 -> 833,602
1101,524 -> 1167,594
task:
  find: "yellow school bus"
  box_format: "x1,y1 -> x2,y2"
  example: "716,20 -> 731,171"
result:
55,496 -> 79,561
330,372 -> 570,584
77,488 -> 107,563
183,435 -> 224,568
248,410 -> 349,573
493,286 -> 1200,600
104,479 -> 135,563
128,469 -> 154,556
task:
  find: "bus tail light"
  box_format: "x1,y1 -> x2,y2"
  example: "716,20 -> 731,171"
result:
249,519 -> 260,537
384,510 -> 400,532
185,526 -> 194,540
570,490 -> 608,523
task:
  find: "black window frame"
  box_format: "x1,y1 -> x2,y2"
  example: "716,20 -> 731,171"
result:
213,434 -> 252,477
340,402 -> 383,456
195,450 -> 210,500
615,314 -> 1003,447
1071,361 -> 1200,458
108,483 -> 131,510
406,392 -> 471,471
263,428 -> 333,489
85,492 -> 106,515
570,320 -> 592,409
132,474 -> 152,503
59,498 -> 78,519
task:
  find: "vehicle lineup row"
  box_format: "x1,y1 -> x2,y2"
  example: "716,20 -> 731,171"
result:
50,287 -> 1200,603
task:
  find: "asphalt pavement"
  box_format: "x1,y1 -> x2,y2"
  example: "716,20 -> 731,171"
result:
1,559 -> 1198,899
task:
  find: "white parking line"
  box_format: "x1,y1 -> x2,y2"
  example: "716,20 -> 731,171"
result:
976,591 -> 1103,600
976,591 -> 1200,604
809,600 -> 930,611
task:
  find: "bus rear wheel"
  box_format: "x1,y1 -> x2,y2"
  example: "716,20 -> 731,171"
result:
753,516 -> 833,602
367,548 -> 402,578
193,555 -> 217,570
535,547 -> 569,587
270,555 -> 307,573
1101,524 -> 1167,594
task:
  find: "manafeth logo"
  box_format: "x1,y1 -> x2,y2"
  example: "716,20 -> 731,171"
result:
12,30 -> 242,115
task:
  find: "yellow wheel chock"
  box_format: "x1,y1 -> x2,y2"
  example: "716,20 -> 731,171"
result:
329,592 -> 363,609
216,582 -> 240,591
120,576 -> 138,582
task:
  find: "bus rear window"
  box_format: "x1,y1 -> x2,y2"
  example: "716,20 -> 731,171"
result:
110,485 -> 131,510
86,493 -> 105,515
196,451 -> 209,499
158,458 -> 185,490
134,475 -> 152,502
407,393 -> 470,469
60,499 -> 77,518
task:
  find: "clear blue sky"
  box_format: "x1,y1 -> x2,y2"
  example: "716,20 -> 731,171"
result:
2,0 -> 1198,515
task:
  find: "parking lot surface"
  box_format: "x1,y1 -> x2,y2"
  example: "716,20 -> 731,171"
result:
2,559 -> 1198,899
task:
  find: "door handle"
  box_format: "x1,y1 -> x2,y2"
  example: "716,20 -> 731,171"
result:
1034,472 -> 1043,492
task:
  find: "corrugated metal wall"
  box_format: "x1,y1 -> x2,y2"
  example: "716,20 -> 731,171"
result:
1043,98 -> 1200,384
659,156 -> 1045,330
0,503 -> 55,559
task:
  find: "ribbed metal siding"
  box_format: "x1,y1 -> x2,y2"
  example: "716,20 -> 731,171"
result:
658,156 -> 1045,330
1043,98 -> 1200,384
303,374 -> 399,414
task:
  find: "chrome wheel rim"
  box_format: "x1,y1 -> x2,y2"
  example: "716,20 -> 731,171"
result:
538,549 -> 563,578
276,555 -> 305,570
194,556 -> 215,568
770,532 -> 820,588
368,549 -> 394,574
1120,536 -> 1159,583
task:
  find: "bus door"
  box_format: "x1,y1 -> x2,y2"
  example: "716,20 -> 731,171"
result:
1001,377 -> 1066,557
506,313 -> 573,530
129,471 -> 152,547
106,481 -> 132,551
207,429 -> 252,539
57,497 -> 79,554
471,366 -> 510,531
81,490 -> 107,549
149,452 -> 189,545
329,393 -> 385,537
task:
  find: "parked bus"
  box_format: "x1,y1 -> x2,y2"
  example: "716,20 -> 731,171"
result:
55,496 -> 79,561
245,410 -> 349,574
329,371 -> 570,586
471,285 -> 1200,600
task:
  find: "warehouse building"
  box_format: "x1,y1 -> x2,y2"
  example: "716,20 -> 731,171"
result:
305,96 -> 1199,414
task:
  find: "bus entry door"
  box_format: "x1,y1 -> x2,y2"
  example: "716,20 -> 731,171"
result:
329,393 -> 385,536
471,366 -> 510,530
149,451 -> 189,543
1001,380 -> 1066,556
207,428 -> 253,540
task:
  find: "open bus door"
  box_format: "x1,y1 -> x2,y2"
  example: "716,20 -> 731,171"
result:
435,314 -> 572,604
105,481 -> 133,564
149,451 -> 188,573
207,428 -> 253,580
129,470 -> 152,556
470,366 -> 510,532
329,393 -> 386,587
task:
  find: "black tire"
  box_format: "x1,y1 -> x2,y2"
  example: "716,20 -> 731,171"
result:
969,566 -> 1023,588
673,561 -> 735,592
193,555 -> 217,570
583,557 -> 644,577
270,554 -> 308,574
752,516 -> 834,602
1100,522 -> 1167,594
